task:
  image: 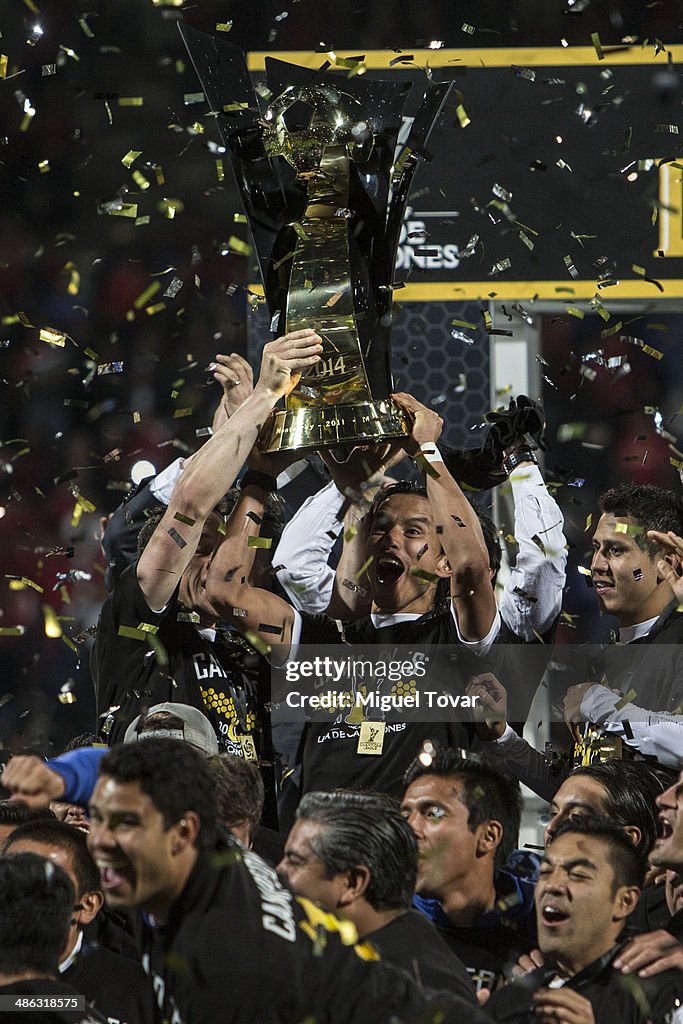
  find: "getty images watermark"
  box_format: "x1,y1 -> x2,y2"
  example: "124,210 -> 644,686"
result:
270,646 -> 484,723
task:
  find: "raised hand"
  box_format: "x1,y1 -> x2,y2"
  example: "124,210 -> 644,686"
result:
256,330 -> 323,399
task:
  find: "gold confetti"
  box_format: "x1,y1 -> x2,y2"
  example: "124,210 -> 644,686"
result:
409,567 -> 439,584
216,159 -> 224,182
158,198 -> 183,219
0,55 -> 7,79
173,512 -> 196,527
244,629 -> 271,656
39,327 -> 67,347
216,22 -> 233,31
42,604 -> 62,638
64,262 -> 80,295
6,575 -> 44,593
228,235 -> 252,256
247,536 -> 273,549
133,282 -> 161,310
172,408 -> 193,418
455,103 -> 471,128
118,625 -> 152,641
61,636 -> 79,655
38,159 -> 50,174
614,522 -> 644,536
132,169 -> 150,190
135,621 -> 159,634
223,102 -> 249,112
118,97 -> 144,107
614,688 -> 638,711
78,16 -> 94,37
0,626 -> 26,636
108,203 -> 138,218
585,513 -> 592,532
145,302 -> 166,316
591,32 -> 605,60
74,493 -> 96,513
355,556 -> 374,580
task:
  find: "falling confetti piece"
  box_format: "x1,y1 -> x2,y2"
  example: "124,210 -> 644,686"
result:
244,629 -> 271,656
39,327 -> 67,347
118,97 -> 144,107
591,32 -> 605,60
455,104 -> 471,128
247,536 -> 272,549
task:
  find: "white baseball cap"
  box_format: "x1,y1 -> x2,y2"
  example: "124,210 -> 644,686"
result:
123,702 -> 219,755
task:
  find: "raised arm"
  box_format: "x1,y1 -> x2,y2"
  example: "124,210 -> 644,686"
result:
392,392 -> 498,641
499,459 -> 567,640
136,330 -> 322,612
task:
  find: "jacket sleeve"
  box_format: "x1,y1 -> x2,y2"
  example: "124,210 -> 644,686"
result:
580,685 -> 683,769
273,481 -> 343,613
47,746 -> 107,806
498,465 -> 567,641
473,727 -> 568,801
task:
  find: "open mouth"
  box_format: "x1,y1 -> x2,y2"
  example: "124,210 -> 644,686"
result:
98,864 -> 133,892
376,557 -> 405,585
593,580 -> 614,595
657,818 -> 674,842
541,905 -> 570,926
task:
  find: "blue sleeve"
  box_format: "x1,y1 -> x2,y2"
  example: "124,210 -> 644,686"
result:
47,747 -> 108,806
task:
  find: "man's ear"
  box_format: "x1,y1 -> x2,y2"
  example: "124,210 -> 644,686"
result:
659,549 -> 682,578
77,889 -> 104,926
171,811 -> 201,855
622,825 -> 642,850
337,865 -> 371,908
476,820 -> 503,860
435,552 -> 452,579
614,885 -> 640,922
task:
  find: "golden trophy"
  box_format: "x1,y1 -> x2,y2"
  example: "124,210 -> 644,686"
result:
181,26 -> 453,453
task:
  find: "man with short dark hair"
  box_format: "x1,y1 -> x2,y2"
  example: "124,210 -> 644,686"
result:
278,789 -> 476,1003
0,851 -> 108,1023
3,819 -> 157,1024
206,394 -> 509,798
2,739 -> 490,1024
0,800 -> 55,845
485,816 -> 683,1024
401,749 -> 535,991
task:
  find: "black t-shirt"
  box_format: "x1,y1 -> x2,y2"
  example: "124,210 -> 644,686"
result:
93,563 -> 259,754
368,910 -> 476,1004
296,607 -> 515,796
0,978 -> 108,1024
63,939 -> 159,1024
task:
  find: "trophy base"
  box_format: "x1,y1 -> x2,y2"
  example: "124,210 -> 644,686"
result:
260,400 -> 409,453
